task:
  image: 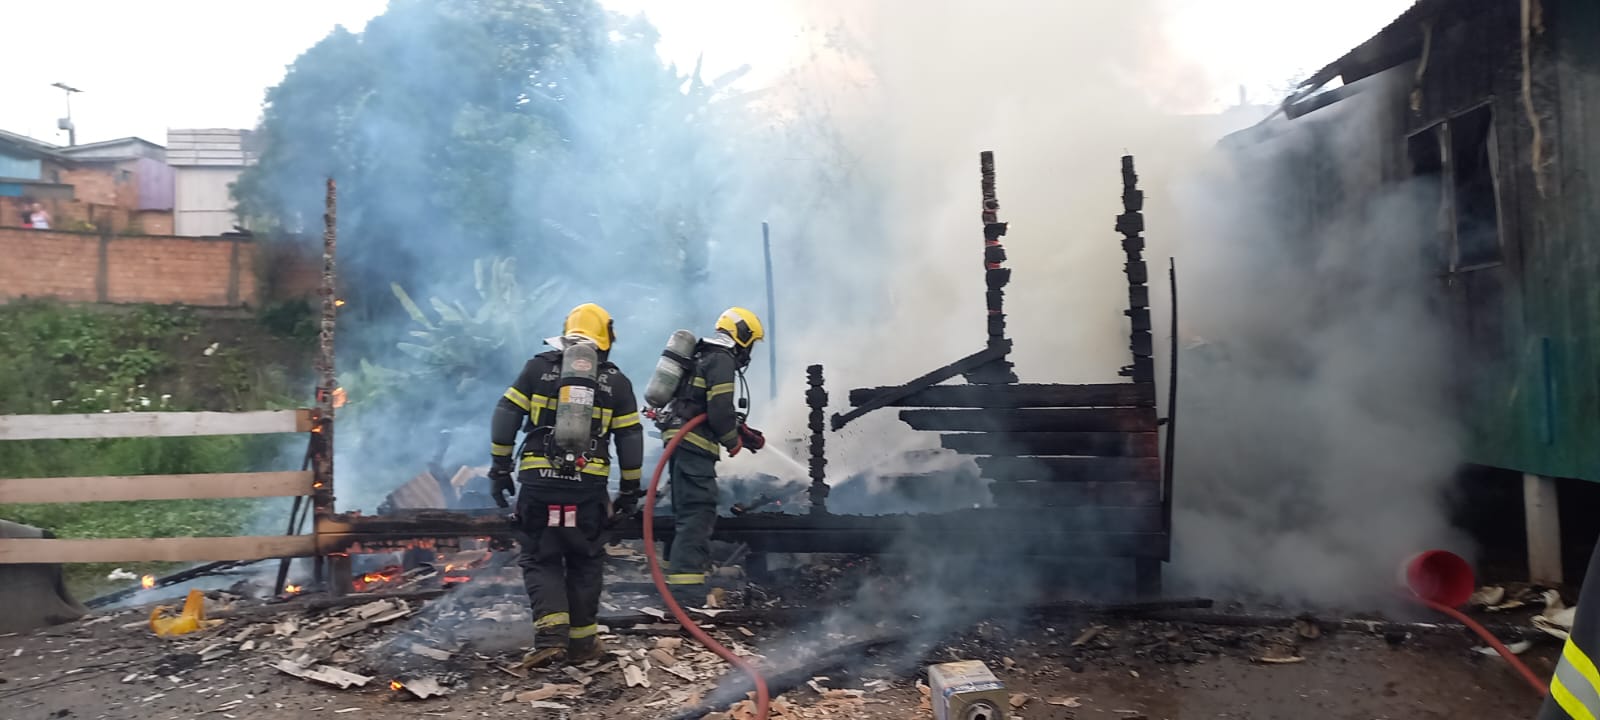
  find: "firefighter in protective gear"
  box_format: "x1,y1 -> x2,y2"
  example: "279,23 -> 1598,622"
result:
1541,546 -> 1600,719
658,307 -> 767,601
490,303 -> 644,668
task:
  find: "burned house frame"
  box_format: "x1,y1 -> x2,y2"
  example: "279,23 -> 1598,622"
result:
1221,0 -> 1600,580
311,153 -> 1177,597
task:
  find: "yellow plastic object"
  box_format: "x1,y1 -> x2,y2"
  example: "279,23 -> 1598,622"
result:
148,589 -> 223,637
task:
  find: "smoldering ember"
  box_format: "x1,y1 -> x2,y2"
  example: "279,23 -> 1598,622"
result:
2,1 -> 1598,719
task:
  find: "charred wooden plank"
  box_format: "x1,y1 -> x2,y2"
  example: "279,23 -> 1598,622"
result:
976,456 -> 1161,483
900,408 -> 1157,433
830,342 -> 1011,430
940,431 -> 1158,457
987,480 -> 1161,506
848,382 -> 1155,409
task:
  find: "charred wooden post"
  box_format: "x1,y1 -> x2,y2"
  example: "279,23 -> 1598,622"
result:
967,151 -> 1019,384
806,364 -> 830,514
313,177 -> 351,596
1117,156 -> 1154,384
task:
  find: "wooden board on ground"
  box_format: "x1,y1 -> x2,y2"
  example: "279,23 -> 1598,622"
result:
987,480 -> 1162,507
0,471 -> 315,504
847,383 -> 1155,409
0,535 -> 318,564
900,407 -> 1158,433
0,409 -> 313,441
941,431 -> 1159,457
976,456 -> 1162,483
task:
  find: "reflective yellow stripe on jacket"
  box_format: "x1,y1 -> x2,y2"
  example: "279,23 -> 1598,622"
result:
1553,636 -> 1600,720
519,454 -> 613,477
526,393 -> 616,430
662,427 -> 722,455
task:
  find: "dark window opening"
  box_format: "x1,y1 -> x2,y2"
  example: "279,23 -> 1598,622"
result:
1451,106 -> 1502,267
1407,127 -> 1449,273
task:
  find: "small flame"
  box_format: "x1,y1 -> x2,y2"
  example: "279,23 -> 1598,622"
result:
284,584 -> 303,594
332,387 -> 347,409
335,298 -> 347,307
353,565 -> 403,592
442,575 -> 471,584
140,575 -> 155,590
390,680 -> 404,691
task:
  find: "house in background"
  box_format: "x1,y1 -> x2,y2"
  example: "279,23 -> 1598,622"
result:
0,129 -> 75,223
0,130 -> 174,233
59,137 -> 176,235
167,129 -> 258,236
1219,0 -> 1600,583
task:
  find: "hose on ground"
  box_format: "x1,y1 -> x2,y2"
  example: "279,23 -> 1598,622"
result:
643,413 -> 771,720
1419,597 -> 1549,696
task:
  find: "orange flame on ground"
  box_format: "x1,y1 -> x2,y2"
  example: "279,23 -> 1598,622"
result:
390,680 -> 404,691
140,575 -> 155,590
442,575 -> 471,584
353,565 -> 404,592
284,584 -> 303,594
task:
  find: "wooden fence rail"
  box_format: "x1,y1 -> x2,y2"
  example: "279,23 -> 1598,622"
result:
0,409 -> 322,565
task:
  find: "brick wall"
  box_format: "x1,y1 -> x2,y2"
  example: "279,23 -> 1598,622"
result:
0,227 -> 313,308
59,166 -> 121,207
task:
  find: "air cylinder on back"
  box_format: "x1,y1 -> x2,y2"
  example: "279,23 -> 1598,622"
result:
553,341 -> 599,456
643,330 -> 698,408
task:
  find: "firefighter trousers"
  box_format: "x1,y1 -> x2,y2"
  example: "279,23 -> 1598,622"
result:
514,481 -> 608,649
666,449 -> 719,582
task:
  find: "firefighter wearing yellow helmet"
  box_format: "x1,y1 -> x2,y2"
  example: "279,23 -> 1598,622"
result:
489,303 -> 644,668
658,306 -> 767,603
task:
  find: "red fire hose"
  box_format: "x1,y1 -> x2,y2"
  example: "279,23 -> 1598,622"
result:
1419,598 -> 1549,695
642,413 -> 771,720
1404,550 -> 1548,696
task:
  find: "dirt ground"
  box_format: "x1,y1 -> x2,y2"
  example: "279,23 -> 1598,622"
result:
0,551 -> 1558,720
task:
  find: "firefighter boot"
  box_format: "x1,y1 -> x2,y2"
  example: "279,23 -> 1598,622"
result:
518,646 -> 567,670
568,635 -> 605,664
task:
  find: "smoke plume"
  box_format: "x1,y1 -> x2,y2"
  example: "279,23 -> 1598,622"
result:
251,0 -> 1468,608
1167,67 -> 1470,607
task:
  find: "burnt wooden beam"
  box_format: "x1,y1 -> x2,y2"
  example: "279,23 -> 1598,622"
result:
830,342 -> 1010,430
976,456 -> 1161,484
806,365 -> 829,514
901,408 -> 1157,433
971,150 -> 1018,383
848,382 -> 1155,409
988,480 -> 1162,507
941,431 -> 1158,457
1117,155 -> 1155,384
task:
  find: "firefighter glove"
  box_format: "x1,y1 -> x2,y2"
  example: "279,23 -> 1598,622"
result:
737,424 -> 766,453
489,458 -> 515,508
612,489 -> 642,519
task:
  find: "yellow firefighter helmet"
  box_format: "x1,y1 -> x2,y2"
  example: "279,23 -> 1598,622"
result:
715,307 -> 764,349
563,303 -> 615,351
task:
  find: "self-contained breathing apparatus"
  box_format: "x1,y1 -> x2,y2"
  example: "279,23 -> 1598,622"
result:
521,338 -> 608,478
642,330 -> 755,430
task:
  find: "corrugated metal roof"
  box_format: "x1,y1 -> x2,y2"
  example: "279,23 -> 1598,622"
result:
165,128 -> 259,167
58,137 -> 166,162
0,128 -> 68,163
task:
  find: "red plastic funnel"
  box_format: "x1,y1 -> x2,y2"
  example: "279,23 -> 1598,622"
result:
1403,550 -> 1476,607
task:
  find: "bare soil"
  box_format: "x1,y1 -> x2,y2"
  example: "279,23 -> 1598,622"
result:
0,552 -> 1555,720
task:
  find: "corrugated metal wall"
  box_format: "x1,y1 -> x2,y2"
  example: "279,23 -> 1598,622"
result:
135,157 -> 174,211
174,167 -> 242,236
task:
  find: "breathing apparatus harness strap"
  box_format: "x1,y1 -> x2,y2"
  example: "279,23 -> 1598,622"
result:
522,359 -> 608,479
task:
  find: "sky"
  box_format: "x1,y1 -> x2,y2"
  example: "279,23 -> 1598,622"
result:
0,0 -> 1416,146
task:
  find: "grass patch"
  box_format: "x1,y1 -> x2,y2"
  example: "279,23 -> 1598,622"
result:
0,301 -> 311,601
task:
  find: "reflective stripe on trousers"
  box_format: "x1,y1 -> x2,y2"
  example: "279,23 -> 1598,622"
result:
1552,636 -> 1600,720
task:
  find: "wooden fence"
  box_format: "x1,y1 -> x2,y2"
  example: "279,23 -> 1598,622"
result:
0,409 -> 323,564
